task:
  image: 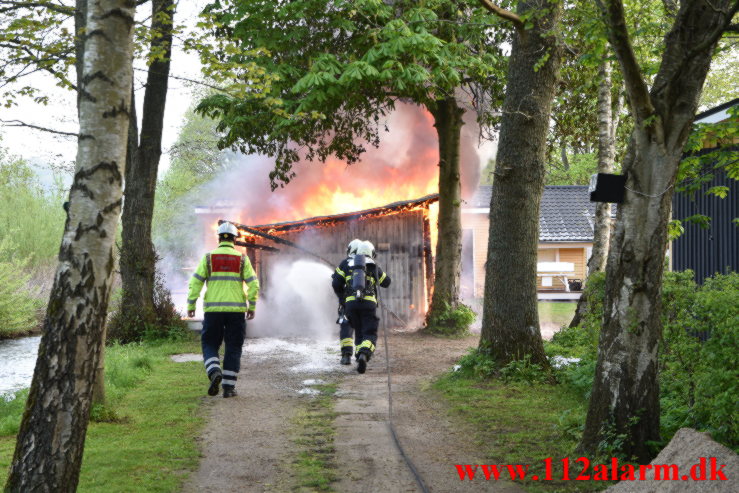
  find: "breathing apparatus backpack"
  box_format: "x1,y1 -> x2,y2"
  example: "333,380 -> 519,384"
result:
349,254 -> 376,300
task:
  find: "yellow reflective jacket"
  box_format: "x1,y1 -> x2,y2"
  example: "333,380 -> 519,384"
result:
187,241 -> 260,313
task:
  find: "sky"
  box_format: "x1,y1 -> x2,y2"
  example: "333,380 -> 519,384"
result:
1,1 -> 735,188
0,1 -> 210,180
0,0 -> 497,191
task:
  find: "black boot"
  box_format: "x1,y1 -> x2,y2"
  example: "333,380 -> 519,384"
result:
207,369 -> 222,396
340,353 -> 352,365
223,386 -> 237,398
357,352 -> 367,374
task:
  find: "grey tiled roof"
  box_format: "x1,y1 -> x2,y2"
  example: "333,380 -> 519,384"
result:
467,185 -> 602,242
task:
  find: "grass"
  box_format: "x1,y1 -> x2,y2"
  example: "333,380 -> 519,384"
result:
538,301 -> 576,327
288,383 -> 339,492
0,335 -> 205,492
432,371 -> 613,492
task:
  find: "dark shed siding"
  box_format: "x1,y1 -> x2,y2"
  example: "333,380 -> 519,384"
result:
673,169 -> 739,282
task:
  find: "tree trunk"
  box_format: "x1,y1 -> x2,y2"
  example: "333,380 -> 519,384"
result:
119,0 -> 174,333
478,0 -> 562,367
425,96 -> 464,330
74,0 -> 86,117
75,0 -> 107,407
569,58 -> 620,328
579,0 -> 736,463
5,1 -> 135,491
560,143 -> 569,170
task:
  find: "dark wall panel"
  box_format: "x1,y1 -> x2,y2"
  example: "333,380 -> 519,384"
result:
673,169 -> 739,282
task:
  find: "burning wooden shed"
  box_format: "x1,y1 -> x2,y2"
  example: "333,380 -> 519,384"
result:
223,194 -> 439,329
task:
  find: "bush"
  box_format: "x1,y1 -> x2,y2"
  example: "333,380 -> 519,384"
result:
547,270 -> 739,451
425,301 -> 476,336
0,389 -> 29,436
107,268 -> 188,344
454,347 -> 498,379
687,274 -> 738,449
0,240 -> 42,337
499,355 -> 547,384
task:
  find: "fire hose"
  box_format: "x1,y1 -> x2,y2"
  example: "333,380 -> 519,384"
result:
377,285 -> 431,493
233,220 -> 430,491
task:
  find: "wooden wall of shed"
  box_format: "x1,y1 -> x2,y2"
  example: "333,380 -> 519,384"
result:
245,210 -> 429,330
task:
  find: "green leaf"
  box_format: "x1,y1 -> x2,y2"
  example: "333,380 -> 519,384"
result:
683,214 -> 711,229
706,186 -> 729,199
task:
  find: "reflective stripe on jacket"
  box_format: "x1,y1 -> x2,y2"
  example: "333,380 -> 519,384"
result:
187,241 -> 260,313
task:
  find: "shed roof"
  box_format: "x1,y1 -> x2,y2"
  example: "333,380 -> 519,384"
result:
694,97 -> 739,124
467,185 -> 602,242
230,194 -> 439,235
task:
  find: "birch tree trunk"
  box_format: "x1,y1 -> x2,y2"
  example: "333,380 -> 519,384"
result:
478,0 -> 562,367
119,0 -> 174,337
579,0 -> 737,463
5,1 -> 135,491
569,58 -> 621,328
426,96 -> 464,330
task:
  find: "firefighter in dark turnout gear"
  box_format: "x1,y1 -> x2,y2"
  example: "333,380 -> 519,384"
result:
332,240 -> 391,374
337,239 -> 363,365
188,222 -> 260,398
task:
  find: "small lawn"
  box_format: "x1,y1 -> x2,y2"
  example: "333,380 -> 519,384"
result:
538,301 -> 576,327
433,370 -> 612,492
0,336 -> 205,492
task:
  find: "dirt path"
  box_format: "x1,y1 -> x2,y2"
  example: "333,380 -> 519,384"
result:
183,338 -> 347,492
184,332 -> 524,492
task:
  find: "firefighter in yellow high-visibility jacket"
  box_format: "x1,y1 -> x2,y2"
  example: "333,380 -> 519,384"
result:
187,222 -> 260,398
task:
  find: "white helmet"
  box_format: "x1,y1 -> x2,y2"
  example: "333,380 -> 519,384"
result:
357,240 -> 376,259
217,222 -> 239,237
347,238 -> 362,256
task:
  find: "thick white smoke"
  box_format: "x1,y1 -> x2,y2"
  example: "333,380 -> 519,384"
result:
246,260 -> 338,340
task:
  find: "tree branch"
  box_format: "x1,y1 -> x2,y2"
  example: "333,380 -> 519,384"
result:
477,0 -> 524,30
594,0 -> 653,122
0,1 -> 74,15
0,119 -> 78,137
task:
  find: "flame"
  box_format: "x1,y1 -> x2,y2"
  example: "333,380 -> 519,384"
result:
200,104 -> 442,228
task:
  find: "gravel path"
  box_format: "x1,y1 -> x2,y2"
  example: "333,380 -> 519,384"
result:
183,332 -> 524,492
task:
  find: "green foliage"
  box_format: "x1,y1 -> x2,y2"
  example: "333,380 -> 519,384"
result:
548,270 -> 739,451
546,151 -> 600,185
153,103 -> 227,270
0,149 -> 66,264
454,347 -> 498,379
674,273 -> 739,449
0,239 -> 42,337
425,301 -> 476,336
500,355 -> 547,384
699,43 -> 739,110
0,389 -> 29,436
196,0 -> 507,187
107,270 -> 189,344
0,2 -> 75,107
677,105 -> 739,198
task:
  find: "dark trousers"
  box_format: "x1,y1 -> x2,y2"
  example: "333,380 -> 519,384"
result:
345,300 -> 379,358
339,318 -> 355,355
201,312 -> 246,388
